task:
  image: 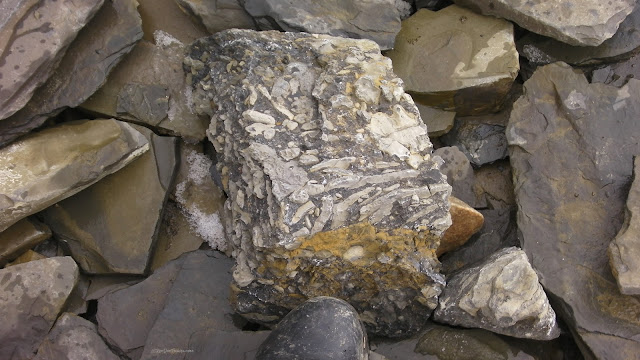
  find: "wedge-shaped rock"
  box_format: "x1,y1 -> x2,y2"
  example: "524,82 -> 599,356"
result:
453,0 -> 635,46
435,247 -> 559,340
387,6 -> 519,116
0,217 -> 50,266
186,29 -> 452,337
0,119 -> 149,232
0,257 -> 79,360
437,197 -> 484,256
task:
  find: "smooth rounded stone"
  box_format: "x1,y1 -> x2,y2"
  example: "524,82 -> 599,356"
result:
415,103 -> 455,137
186,29 -> 452,337
473,160 -> 515,209
0,217 -> 51,266
0,257 -> 79,360
590,52 -> 640,88
609,157 -> 640,295
507,62 -> 640,358
437,196 -> 484,256
0,0 -> 103,121
387,6 -> 519,116
137,0 -> 209,43
434,146 -> 483,208
255,297 -> 368,360
41,125 -> 177,274
187,329 -> 271,360
176,0 -> 256,34
242,0 -> 402,50
435,247 -> 560,340
0,0 -> 143,148
33,312 -> 119,360
453,0 -> 635,47
0,119 -> 149,233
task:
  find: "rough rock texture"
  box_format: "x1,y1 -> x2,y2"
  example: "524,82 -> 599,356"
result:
0,0 -> 143,147
0,257 -> 79,360
255,297 -> 369,360
441,117 -> 509,167
0,0 -> 104,121
590,52 -> 640,88
387,6 -> 519,116
609,157 -> 640,295
186,29 -> 452,337
176,0 -> 256,34
0,119 -> 149,232
187,330 -> 271,360
437,197 -> 484,256
416,103 -> 455,137
81,35 -> 208,142
434,247 -> 560,340
507,62 -> 640,358
41,125 -> 176,274
137,0 -> 208,43
0,217 -> 50,266
434,146 -> 483,208
453,0 -> 635,46
242,0 -> 402,50
473,160 -> 515,209
33,312 -> 119,360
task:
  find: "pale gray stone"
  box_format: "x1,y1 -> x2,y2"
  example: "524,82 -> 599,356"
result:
434,146 -> 483,208
416,103 -> 455,137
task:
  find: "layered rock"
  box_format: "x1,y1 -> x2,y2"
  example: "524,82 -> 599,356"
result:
453,0 -> 635,46
242,0 -> 402,50
387,6 -> 519,116
434,247 -> 560,340
0,217 -> 50,266
507,62 -> 640,358
0,119 -> 148,232
186,29 -> 452,337
176,0 -> 256,34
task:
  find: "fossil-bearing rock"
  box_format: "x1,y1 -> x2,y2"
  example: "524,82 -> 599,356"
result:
185,29 -> 452,337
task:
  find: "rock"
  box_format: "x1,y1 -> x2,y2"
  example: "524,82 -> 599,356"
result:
0,217 -> 51,266
0,257 -> 79,360
63,276 -> 90,316
609,157 -> 640,295
434,146 -> 484,208
242,0 -> 402,50
0,119 -> 149,233
387,6 -> 519,116
434,247 -> 560,340
255,297 -> 368,360
416,103 -> 456,137
416,0 -> 452,11
0,0 -> 103,121
137,0 -> 209,43
81,36 -> 208,142
437,197 -> 484,256
452,0 -> 635,46
0,0 -> 143,147
186,29 -> 451,337
176,0 -> 256,34
33,312 -> 119,360
6,250 -> 47,267
590,52 -> 640,88
473,160 -> 515,209
187,329 -> 271,360
507,62 -> 640,358
41,125 -> 176,274
85,275 -> 141,301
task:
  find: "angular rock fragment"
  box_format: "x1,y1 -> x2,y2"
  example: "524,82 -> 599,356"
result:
441,118 -> 508,167
0,217 -> 50,266
507,62 -> 640,358
434,247 -> 560,340
0,257 -> 79,360
473,160 -> 515,209
416,103 -> 455,137
137,0 -> 209,43
0,0 -> 142,147
42,125 -> 176,274
176,0 -> 256,34
7,250 -> 47,267
186,29 -> 452,337
437,197 -> 484,256
590,52 -> 640,88
453,0 -> 635,46
0,119 -> 148,233
434,146 -> 483,208
0,0 -> 103,121
242,0 -> 402,50
388,6 -> 519,116
151,200 -> 204,271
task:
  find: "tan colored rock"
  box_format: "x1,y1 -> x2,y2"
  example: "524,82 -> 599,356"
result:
416,103 -> 455,137
437,196 -> 484,256
176,0 -> 256,34
6,250 -> 46,267
137,0 -> 208,43
0,217 -> 50,266
473,160 -> 515,209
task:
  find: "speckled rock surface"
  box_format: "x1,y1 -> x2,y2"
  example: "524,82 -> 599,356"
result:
0,217 -> 50,266
186,29 -> 452,337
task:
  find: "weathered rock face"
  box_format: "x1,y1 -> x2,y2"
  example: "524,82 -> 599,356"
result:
137,0 -> 208,43
441,118 -> 508,167
609,157 -> 640,295
434,247 -> 560,340
433,146 -> 483,208
186,29 -> 452,337
0,257 -> 79,360
473,160 -> 515,209
0,119 -> 148,233
0,217 -> 50,266
0,0 -> 142,147
416,104 -> 456,138
0,0 -> 104,121
387,6 -> 519,116
590,52 -> 640,88
437,197 -> 484,256
241,0 -> 402,50
453,0 -> 635,47
507,62 -> 640,358
177,0 -> 256,34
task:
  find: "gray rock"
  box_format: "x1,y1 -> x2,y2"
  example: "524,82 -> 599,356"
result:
453,0 -> 635,46
473,160 -> 515,209
0,257 -> 79,360
0,119 -> 149,233
0,0 -> 142,147
186,330 -> 271,360
186,29 -> 452,337
434,146 -> 483,208
507,62 -> 640,358
441,122 -> 507,167
33,312 -> 119,360
242,0 -> 402,50
42,125 -> 177,274
0,0 -> 104,121
387,6 -> 519,116
590,52 -> 640,88
176,0 -> 256,34
609,156 -> 640,295
0,217 -> 50,266
416,103 -> 456,137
